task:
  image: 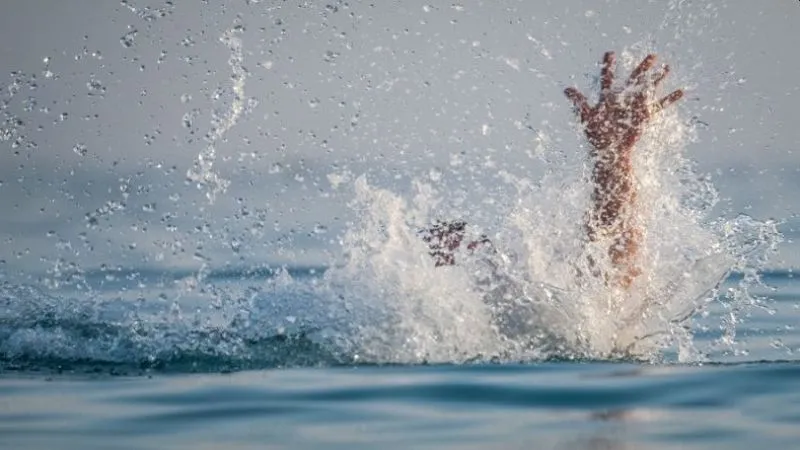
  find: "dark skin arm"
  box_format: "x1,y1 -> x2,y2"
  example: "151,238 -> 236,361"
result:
565,51 -> 684,288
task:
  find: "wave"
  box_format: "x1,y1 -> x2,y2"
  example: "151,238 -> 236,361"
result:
0,263 -> 793,376
0,279 -> 346,375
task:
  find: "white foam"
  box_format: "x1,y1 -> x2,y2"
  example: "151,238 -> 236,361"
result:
322,62 -> 781,362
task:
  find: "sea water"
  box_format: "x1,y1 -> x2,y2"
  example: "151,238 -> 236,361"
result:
1,270 -> 800,449
2,2 -> 798,449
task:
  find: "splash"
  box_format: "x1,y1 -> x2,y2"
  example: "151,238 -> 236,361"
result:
0,272 -> 345,373
186,26 -> 247,203
321,178 -> 503,363
0,37 -> 783,370
321,54 -> 781,363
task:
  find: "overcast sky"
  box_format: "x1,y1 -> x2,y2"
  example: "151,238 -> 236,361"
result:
0,1 -> 798,281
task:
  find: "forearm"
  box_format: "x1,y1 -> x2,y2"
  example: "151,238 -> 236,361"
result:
589,145 -> 637,230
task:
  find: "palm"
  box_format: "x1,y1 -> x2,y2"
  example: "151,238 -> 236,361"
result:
565,52 -> 683,152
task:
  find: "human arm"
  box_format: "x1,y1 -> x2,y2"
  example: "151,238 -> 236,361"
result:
564,51 -> 684,286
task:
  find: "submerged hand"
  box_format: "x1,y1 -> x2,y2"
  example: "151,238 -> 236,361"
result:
564,52 -> 684,152
421,221 -> 492,267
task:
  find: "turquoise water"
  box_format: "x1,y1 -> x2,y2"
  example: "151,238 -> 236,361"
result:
2,270 -> 799,449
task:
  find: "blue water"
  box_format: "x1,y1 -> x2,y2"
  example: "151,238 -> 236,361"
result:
3,363 -> 800,449
2,270 -> 799,449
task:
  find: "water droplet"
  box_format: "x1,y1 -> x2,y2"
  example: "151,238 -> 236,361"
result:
309,98 -> 320,108
22,97 -> 37,112
323,50 -> 340,63
313,224 -> 328,234
73,143 -> 88,156
230,239 -> 241,253
87,79 -> 106,96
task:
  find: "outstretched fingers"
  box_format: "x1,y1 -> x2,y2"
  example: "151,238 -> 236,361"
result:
564,87 -> 591,122
628,54 -> 657,87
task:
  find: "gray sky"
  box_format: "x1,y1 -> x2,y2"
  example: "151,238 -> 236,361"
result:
1,0 -> 798,281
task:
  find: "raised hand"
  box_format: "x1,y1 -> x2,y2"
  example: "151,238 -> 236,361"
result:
565,51 -> 684,289
565,52 -> 684,152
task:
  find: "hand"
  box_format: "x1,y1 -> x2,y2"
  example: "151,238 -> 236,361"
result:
420,221 -> 492,267
564,52 -> 684,152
